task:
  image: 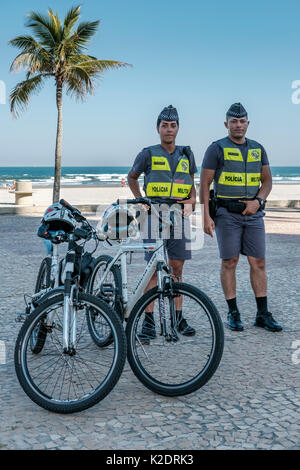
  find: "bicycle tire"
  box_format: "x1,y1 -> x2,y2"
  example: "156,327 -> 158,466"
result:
86,255 -> 123,347
126,282 -> 224,397
15,292 -> 126,414
30,257 -> 52,353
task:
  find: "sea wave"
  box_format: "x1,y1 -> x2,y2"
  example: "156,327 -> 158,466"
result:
1,166 -> 300,187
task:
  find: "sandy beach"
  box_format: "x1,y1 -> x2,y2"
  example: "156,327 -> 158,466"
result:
0,183 -> 300,208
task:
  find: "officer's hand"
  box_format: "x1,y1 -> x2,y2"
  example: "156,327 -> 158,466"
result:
203,214 -> 215,237
176,196 -> 196,216
240,200 -> 260,216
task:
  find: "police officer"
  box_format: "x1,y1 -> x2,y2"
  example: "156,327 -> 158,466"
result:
127,105 -> 198,339
200,103 -> 282,332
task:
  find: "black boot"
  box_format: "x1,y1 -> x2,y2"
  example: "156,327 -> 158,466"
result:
138,312 -> 156,343
226,310 -> 244,331
254,312 -> 282,332
176,310 -> 196,336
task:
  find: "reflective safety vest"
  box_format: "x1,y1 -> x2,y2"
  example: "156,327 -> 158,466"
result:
145,145 -> 193,199
214,137 -> 263,199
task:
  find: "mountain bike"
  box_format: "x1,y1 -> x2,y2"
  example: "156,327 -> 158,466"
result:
14,200 -> 126,414
87,197 -> 224,396
17,201 -> 121,353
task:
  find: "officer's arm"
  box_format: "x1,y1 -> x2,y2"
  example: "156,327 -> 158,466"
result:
257,165 -> 272,201
127,169 -> 143,198
200,168 -> 215,217
189,176 -> 196,211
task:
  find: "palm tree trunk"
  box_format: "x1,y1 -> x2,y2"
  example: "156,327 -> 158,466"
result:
53,79 -> 63,203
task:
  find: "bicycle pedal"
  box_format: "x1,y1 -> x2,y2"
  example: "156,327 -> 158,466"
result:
100,283 -> 115,297
165,332 -> 179,342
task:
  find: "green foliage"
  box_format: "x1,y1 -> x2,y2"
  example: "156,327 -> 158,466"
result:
9,4 -> 130,116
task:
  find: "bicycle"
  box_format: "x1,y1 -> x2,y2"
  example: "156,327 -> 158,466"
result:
87,197 -> 224,396
17,201 -> 121,353
14,200 -> 127,414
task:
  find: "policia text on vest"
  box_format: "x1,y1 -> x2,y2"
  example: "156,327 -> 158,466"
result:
145,145 -> 193,199
214,137 -> 262,200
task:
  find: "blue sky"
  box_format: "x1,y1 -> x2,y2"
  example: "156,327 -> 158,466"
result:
0,0 -> 300,166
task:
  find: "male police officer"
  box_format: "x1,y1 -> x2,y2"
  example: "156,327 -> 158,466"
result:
128,105 -> 198,339
200,103 -> 282,332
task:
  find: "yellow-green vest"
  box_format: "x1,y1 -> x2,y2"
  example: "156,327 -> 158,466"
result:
214,137 -> 262,199
145,145 -> 193,199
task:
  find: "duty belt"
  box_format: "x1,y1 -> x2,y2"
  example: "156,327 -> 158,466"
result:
216,198 -> 262,214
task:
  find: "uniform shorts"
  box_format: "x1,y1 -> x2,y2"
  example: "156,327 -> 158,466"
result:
142,212 -> 192,261
214,207 -> 266,260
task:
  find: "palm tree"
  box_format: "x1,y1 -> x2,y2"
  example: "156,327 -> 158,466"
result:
9,5 -> 130,202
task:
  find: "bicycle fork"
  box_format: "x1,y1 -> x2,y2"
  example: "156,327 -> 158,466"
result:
157,263 -> 178,342
63,251 -> 77,355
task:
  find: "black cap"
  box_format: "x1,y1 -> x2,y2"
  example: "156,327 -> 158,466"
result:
157,105 -> 179,127
226,103 -> 248,120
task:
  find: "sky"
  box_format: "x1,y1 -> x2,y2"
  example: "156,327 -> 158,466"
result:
0,0 -> 300,167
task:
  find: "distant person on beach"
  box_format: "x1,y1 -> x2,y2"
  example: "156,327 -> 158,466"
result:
2,180 -> 16,190
127,105 -> 198,339
200,102 -> 282,332
10,180 -> 17,191
121,178 -> 126,187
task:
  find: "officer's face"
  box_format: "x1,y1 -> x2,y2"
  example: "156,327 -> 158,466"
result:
157,120 -> 179,144
225,117 -> 249,139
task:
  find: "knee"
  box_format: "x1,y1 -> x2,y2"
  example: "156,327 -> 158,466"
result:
222,256 -> 239,271
248,257 -> 265,271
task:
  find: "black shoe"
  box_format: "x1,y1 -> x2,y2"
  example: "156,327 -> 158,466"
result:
226,310 -> 244,331
138,312 -> 156,343
254,312 -> 282,332
176,311 -> 196,336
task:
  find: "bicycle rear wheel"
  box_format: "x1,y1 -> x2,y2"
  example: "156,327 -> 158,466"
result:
15,292 -> 126,413
30,257 -> 52,353
86,255 -> 123,347
126,282 -> 224,396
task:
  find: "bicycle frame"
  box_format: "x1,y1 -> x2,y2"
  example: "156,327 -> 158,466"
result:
93,238 -> 169,319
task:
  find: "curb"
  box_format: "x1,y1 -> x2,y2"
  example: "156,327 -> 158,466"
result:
0,204 -> 109,216
0,200 -> 299,216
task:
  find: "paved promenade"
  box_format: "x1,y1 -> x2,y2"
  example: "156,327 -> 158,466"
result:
0,209 -> 299,450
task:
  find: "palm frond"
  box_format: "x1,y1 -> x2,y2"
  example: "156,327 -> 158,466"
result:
48,9 -> 62,40
92,59 -> 131,72
65,69 -> 93,101
26,11 -> 59,47
63,5 -> 81,38
9,35 -> 39,52
76,20 -> 100,45
10,51 -> 53,75
9,36 -> 54,74
67,54 -> 130,72
9,74 -> 48,118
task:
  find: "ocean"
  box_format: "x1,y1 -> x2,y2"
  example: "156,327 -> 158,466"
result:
0,166 -> 300,187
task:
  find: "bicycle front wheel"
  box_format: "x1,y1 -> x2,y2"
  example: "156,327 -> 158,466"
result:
15,293 -> 126,413
126,282 -> 224,396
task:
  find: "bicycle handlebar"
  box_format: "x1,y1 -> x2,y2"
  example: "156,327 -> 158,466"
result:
117,196 -> 152,206
59,199 -> 98,241
60,199 -> 85,222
